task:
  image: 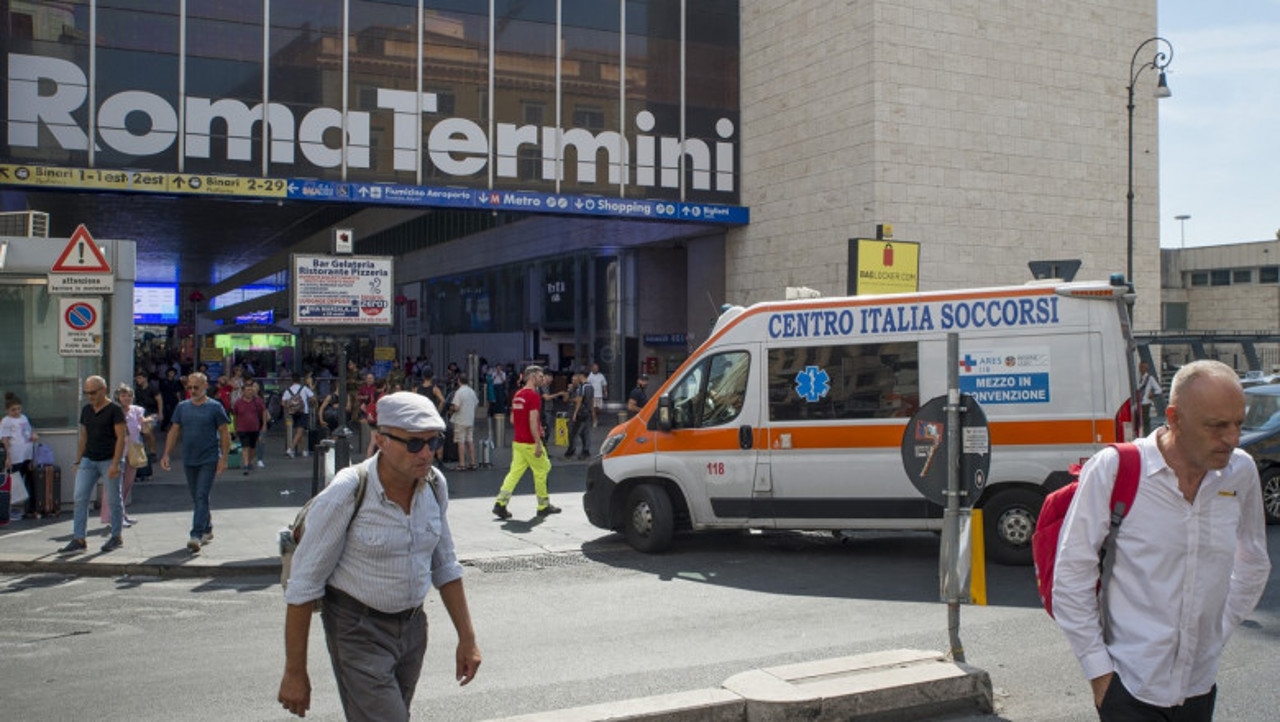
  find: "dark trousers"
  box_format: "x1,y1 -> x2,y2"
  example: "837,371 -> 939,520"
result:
11,460 -> 35,515
321,594 -> 428,722
566,416 -> 590,457
1099,677 -> 1216,722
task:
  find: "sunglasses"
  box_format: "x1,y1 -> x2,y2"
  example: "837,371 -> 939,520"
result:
84,387 -> 105,395
381,432 -> 444,454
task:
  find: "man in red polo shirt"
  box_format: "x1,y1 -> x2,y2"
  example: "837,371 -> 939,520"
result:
492,365 -> 560,519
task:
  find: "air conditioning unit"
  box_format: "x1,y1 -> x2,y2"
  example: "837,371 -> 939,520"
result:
0,211 -> 50,238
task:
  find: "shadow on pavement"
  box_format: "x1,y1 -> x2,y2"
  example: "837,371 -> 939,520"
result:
580,529 -> 1044,609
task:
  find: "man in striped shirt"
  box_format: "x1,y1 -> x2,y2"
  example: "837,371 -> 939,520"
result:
277,392 -> 481,721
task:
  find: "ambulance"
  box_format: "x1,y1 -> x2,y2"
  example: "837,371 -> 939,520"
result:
584,277 -> 1141,565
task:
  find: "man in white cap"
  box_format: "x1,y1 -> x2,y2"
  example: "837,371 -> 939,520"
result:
278,392 -> 481,721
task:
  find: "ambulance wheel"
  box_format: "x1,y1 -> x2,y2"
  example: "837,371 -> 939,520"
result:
984,488 -> 1042,566
624,484 -> 674,553
1261,467 -> 1280,525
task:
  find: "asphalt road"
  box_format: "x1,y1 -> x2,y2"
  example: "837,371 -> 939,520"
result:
2,526 -> 1278,721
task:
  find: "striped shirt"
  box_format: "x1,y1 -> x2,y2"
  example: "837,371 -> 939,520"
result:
283,457 -> 464,613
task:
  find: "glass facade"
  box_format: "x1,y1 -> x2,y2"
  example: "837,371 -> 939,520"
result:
3,0 -> 740,203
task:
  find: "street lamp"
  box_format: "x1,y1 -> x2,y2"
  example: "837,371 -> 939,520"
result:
1175,214 -> 1191,249
1127,37 -> 1174,285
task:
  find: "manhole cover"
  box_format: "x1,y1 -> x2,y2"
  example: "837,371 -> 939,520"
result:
464,552 -> 593,574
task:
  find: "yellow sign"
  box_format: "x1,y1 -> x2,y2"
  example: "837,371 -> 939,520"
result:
851,238 -> 920,295
0,164 -> 287,198
374,346 -> 398,361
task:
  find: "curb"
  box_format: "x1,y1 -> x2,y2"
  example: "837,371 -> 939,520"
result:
0,557 -> 280,579
488,649 -> 992,722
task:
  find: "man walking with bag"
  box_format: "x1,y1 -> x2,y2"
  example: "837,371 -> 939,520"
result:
277,392 -> 481,721
58,375 -> 126,554
1053,360 -> 1269,720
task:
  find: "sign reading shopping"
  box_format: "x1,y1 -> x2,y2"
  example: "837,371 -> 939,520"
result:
291,255 -> 394,327
957,347 -> 1052,405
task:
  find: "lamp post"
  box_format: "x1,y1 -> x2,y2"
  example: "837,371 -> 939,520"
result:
1127,37 -> 1174,285
1175,214 -> 1191,249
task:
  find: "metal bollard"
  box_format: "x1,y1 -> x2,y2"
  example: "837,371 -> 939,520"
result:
311,439 -> 335,498
492,414 -> 507,448
333,426 -> 353,471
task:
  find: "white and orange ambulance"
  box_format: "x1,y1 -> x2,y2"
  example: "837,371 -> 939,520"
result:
584,277 -> 1141,564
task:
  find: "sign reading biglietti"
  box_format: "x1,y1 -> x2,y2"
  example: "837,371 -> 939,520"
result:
2,51 -> 747,225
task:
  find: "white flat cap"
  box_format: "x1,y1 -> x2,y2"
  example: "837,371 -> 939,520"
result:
376,391 -> 445,432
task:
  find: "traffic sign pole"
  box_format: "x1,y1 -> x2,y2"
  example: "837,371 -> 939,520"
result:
944,333 -> 964,663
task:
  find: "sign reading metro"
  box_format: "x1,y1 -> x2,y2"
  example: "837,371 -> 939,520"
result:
7,54 -> 737,194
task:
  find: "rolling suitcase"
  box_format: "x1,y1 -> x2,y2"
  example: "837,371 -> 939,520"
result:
33,463 -> 62,517
479,438 -> 494,468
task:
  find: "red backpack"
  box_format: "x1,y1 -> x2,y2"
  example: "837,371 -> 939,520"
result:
1031,443 -> 1140,618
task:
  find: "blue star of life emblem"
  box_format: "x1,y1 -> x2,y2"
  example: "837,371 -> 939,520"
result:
794,366 -> 830,403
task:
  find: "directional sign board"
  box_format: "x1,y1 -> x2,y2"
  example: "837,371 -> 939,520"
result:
59,297 -> 103,356
49,224 -> 114,294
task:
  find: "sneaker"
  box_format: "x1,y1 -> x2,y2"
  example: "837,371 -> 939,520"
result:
285,449 -> 295,458
536,504 -> 563,517
186,536 -> 201,552
101,536 -> 123,552
302,450 -> 310,457
201,532 -> 214,545
243,468 -> 250,476
58,538 -> 87,555
257,459 -> 266,468
123,517 -> 137,528
492,503 -> 512,520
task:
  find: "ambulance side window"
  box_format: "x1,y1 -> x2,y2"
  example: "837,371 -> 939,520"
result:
668,351 -> 750,429
768,342 -> 919,422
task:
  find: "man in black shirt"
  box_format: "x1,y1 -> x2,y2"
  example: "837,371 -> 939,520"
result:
60,375 -> 127,554
627,374 -> 650,418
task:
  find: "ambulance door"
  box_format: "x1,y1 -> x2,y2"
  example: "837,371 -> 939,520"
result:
653,346 -> 764,527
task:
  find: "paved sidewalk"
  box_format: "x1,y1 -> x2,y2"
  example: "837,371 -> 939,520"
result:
0,428 -> 618,579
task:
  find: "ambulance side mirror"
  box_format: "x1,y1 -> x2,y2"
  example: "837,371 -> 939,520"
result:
657,394 -> 673,432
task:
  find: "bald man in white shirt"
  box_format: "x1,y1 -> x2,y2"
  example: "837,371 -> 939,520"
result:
1053,360 -> 1270,721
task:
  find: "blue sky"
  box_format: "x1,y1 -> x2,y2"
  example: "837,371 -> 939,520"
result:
1158,1 -> 1280,247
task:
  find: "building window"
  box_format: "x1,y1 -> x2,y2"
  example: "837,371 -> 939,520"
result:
1190,272 -> 1209,287
1163,302 -> 1188,331
1233,269 -> 1252,284
1261,266 -> 1280,284
434,92 -> 456,116
1210,269 -> 1231,286
522,102 -> 545,126
573,105 -> 605,130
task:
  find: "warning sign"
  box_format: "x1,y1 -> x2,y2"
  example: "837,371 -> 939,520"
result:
49,225 -> 114,294
59,297 -> 104,356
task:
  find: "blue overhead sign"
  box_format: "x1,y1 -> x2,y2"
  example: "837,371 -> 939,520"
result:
288,180 -> 749,225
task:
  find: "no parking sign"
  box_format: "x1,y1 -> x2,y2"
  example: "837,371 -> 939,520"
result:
59,297 -> 103,356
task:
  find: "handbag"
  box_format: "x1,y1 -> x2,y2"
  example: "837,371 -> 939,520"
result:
128,441 -> 149,469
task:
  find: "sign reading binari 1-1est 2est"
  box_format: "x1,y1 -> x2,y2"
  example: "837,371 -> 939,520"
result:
291,254 -> 394,327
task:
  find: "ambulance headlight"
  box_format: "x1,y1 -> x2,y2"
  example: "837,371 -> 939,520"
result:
600,432 -> 626,457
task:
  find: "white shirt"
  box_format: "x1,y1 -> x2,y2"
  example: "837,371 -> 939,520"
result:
586,371 -> 606,399
283,457 -> 464,613
450,384 -> 479,427
1053,430 -> 1270,707
0,414 -> 34,464
1139,373 -> 1162,408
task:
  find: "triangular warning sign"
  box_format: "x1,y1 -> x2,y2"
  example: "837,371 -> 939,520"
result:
51,224 -> 112,273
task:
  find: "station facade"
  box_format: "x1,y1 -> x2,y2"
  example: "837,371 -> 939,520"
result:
2,1 -> 1160,422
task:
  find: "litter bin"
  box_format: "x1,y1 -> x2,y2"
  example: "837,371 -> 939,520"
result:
554,413 -> 569,446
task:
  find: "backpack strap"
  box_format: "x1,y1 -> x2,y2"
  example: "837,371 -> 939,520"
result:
1098,442 -> 1141,642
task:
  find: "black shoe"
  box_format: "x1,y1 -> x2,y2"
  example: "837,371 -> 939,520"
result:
564,450 -> 574,458
492,503 -> 512,520
536,504 -> 562,516
58,539 -> 87,555
101,536 -> 123,552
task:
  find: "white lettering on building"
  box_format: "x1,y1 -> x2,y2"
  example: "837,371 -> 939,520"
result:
7,53 -> 735,192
